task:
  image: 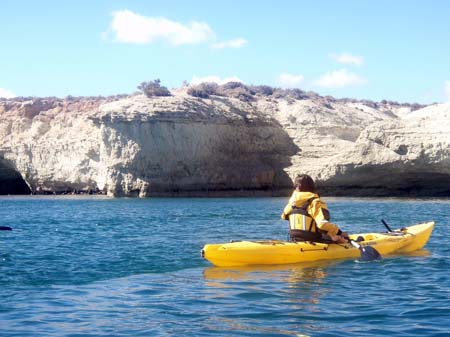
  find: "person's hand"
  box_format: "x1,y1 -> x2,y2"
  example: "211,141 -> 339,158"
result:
341,232 -> 350,242
330,235 -> 348,244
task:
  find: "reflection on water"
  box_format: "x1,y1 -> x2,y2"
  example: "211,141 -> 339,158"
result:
202,261 -> 346,336
204,260 -> 340,305
203,260 -> 340,283
395,249 -> 431,258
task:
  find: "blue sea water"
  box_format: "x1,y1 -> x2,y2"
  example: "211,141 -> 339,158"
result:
0,196 -> 449,337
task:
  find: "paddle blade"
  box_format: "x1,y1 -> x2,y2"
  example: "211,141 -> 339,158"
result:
359,246 -> 382,261
0,226 -> 12,230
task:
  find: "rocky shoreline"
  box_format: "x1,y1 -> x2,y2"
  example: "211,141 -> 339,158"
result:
1,84 -> 449,197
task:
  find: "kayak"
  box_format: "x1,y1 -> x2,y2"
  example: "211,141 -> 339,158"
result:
201,222 -> 434,267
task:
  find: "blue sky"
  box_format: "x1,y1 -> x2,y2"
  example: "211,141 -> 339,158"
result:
1,0 -> 449,103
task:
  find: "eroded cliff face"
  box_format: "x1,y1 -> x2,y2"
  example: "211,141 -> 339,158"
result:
271,98 -> 450,196
0,94 -> 296,196
318,104 -> 450,196
0,92 -> 448,197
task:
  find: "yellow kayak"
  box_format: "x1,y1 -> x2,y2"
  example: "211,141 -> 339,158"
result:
201,222 -> 434,267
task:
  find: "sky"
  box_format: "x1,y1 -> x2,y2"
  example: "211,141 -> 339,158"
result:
1,0 -> 450,103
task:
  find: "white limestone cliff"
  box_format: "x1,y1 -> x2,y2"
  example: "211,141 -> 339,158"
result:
0,92 -> 448,197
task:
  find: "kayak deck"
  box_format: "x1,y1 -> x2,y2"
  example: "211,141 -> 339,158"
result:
201,222 -> 434,267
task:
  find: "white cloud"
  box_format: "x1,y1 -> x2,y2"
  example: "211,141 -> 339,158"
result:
109,9 -> 215,45
0,88 -> 16,98
444,81 -> 450,101
212,38 -> 247,49
315,69 -> 367,88
191,75 -> 243,85
277,73 -> 305,88
331,53 -> 364,67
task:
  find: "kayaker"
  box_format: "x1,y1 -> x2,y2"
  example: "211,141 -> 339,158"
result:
281,174 -> 348,243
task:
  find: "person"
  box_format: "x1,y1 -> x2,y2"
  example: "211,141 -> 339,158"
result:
281,174 -> 348,243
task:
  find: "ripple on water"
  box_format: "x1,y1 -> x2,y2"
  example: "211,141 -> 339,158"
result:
0,197 -> 449,336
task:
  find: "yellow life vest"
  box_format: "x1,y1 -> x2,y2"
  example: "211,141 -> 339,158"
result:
288,197 -> 319,232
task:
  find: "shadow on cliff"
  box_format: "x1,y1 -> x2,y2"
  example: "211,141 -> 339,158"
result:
320,165 -> 450,197
0,157 -> 31,195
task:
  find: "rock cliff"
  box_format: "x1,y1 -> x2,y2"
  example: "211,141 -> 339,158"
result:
0,89 -> 448,197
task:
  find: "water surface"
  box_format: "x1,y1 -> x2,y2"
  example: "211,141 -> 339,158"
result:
0,196 -> 448,336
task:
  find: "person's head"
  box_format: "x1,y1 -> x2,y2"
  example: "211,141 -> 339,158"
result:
293,174 -> 316,192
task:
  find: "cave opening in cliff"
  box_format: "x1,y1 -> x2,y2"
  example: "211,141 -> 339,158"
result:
0,159 -> 31,195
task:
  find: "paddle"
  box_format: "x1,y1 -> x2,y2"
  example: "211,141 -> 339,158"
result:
381,219 -> 393,232
0,226 -> 12,231
347,238 -> 381,261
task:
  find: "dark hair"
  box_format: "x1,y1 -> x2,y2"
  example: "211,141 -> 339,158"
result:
293,174 -> 316,193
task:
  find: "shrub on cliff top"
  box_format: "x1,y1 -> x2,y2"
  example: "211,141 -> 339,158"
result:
248,85 -> 274,96
187,82 -> 219,98
187,81 -> 255,102
272,88 -> 313,100
216,82 -> 255,102
138,79 -> 171,98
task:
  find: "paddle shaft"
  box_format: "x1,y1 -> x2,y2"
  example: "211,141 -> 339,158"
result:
381,219 -> 394,232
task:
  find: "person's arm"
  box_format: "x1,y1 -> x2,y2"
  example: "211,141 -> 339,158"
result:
310,199 -> 344,240
281,192 -> 296,220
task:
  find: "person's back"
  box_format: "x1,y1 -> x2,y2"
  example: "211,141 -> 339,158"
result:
281,174 -> 348,243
